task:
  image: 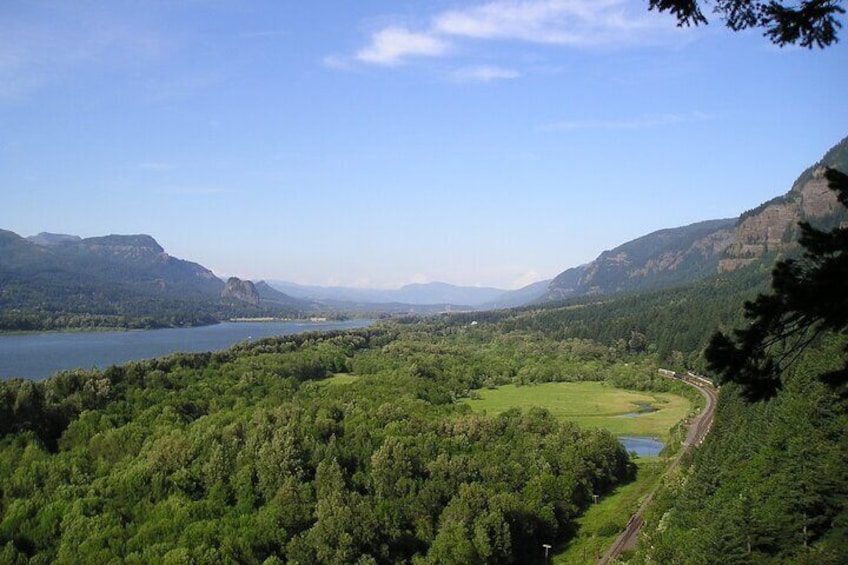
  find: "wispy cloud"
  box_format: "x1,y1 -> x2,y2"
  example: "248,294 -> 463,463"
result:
337,0 -> 681,71
451,65 -> 520,83
355,26 -> 450,66
538,111 -> 712,132
512,270 -> 545,288
0,4 -> 171,102
433,0 -> 663,46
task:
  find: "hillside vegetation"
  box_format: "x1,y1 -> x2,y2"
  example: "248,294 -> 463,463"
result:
1,322 -> 699,564
0,231 -> 313,331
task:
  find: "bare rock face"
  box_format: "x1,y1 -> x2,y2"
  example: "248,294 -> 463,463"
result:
720,167 -> 843,272
221,277 -> 260,306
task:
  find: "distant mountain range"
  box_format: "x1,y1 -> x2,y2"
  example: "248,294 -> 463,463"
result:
267,280 -> 550,308
2,135 -> 845,329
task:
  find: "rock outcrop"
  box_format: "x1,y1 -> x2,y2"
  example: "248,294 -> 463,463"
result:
546,136 -> 848,301
221,277 -> 261,306
720,166 -> 845,271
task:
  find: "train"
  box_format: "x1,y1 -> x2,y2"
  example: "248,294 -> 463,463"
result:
658,368 -> 715,387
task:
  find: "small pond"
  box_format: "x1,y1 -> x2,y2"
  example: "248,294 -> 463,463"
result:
618,436 -> 665,457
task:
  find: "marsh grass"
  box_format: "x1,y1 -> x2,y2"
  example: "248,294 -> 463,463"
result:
464,381 -> 691,440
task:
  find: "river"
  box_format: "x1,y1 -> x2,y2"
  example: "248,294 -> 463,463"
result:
0,320 -> 373,381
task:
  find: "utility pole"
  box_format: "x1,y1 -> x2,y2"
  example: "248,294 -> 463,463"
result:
542,543 -> 551,562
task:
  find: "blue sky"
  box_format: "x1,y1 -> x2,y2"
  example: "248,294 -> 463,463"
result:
1,1 -> 846,289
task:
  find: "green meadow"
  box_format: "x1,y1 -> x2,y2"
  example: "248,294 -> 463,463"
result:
553,458 -> 666,564
464,381 -> 691,440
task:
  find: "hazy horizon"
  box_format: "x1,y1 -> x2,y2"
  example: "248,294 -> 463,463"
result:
2,1 -> 845,289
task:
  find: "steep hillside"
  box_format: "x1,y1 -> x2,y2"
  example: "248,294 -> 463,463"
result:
221,277 -> 261,306
0,231 -> 308,330
547,135 -> 848,302
548,218 -> 736,300
721,137 -> 848,271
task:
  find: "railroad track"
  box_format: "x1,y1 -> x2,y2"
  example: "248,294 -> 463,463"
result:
596,376 -> 718,564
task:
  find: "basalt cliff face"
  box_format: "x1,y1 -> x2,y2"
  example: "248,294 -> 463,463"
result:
221,277 -> 261,306
720,164 -> 846,272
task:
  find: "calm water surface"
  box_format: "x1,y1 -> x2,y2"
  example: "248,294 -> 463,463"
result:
618,436 -> 665,457
0,320 -> 372,380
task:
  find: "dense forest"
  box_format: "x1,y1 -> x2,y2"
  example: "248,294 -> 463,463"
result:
3,165 -> 848,562
0,322 -> 700,564
637,346 -> 848,563
3,237 -> 845,562
1,229 -> 845,562
632,170 -> 848,563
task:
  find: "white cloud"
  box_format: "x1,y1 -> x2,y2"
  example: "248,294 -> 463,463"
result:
355,26 -> 450,66
512,270 -> 545,288
451,65 -> 520,83
408,273 -> 431,285
343,0 -> 680,71
434,0 -> 650,46
538,111 -> 712,131
323,54 -> 354,71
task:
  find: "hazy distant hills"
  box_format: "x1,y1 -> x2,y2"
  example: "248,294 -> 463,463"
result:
2,135 -> 845,329
269,280 -> 514,307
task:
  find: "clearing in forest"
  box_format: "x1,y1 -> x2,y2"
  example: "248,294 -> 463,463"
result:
465,381 -> 691,440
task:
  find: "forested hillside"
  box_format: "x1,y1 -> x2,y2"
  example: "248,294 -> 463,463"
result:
0,231 -> 313,330
1,228 -> 844,562
1,323 -> 695,564
631,167 -> 848,564
636,337 -> 848,563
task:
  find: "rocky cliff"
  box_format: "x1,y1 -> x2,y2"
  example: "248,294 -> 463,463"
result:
547,135 -> 848,302
720,162 -> 847,271
221,277 -> 261,306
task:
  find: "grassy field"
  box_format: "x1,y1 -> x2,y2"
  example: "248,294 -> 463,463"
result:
464,382 -> 691,562
553,458 -> 666,564
316,373 -> 360,386
464,381 -> 691,440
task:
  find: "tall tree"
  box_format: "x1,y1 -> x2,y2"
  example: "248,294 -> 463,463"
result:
706,168 -> 848,400
650,0 -> 844,47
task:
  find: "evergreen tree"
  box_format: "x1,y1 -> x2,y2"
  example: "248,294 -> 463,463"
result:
649,0 -> 844,47
706,168 -> 848,400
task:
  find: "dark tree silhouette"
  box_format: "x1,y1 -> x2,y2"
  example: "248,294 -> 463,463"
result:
650,0 -> 844,47
706,168 -> 848,400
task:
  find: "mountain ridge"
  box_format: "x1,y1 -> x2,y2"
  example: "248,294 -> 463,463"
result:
268,280 -> 510,307
545,135 -> 848,302
0,231 -> 310,330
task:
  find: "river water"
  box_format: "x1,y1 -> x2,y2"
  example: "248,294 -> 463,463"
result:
0,320 -> 373,380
